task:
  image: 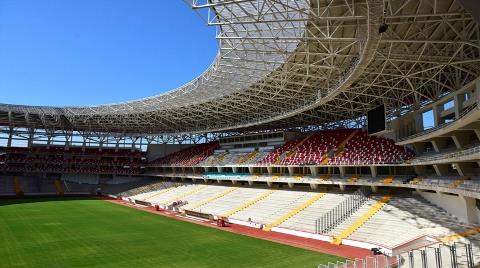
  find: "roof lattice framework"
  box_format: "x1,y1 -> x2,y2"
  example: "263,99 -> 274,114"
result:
0,0 -> 479,135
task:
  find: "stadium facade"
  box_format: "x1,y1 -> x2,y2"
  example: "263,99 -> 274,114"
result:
1,0 -> 480,267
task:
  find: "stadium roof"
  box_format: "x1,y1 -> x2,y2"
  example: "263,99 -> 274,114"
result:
1,0 -> 479,135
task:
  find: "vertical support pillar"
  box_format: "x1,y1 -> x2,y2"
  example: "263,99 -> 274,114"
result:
474,129 -> 480,142
7,126 -> 13,147
451,132 -> 471,149
309,166 -> 318,176
453,163 -> 465,176
431,138 -> 448,152
339,166 -> 345,178
476,79 -> 480,104
462,196 -> 479,224
46,132 -> 52,148
287,166 -> 294,176
433,104 -> 443,127
454,92 -> 466,119
131,137 -> 138,152
413,165 -> 427,176
138,137 -> 143,152
99,139 -> 104,152
412,142 -> 426,155
370,166 -> 377,178
433,164 -> 449,176
415,111 -> 424,133
27,128 -> 34,147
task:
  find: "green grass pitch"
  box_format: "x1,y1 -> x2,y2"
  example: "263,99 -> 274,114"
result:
0,198 -> 343,268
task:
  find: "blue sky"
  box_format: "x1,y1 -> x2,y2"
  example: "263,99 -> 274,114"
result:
0,0 -> 217,106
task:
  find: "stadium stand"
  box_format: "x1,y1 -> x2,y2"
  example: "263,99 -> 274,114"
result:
0,146 -> 144,175
126,182 -> 480,259
257,139 -> 299,165
0,1 -> 479,266
199,150 -> 269,166
149,142 -> 219,166
200,188 -> 275,217
278,130 -> 353,165
145,129 -> 415,167
330,131 -> 415,165
279,192 -> 349,233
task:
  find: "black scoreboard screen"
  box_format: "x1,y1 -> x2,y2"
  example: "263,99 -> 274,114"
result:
367,104 -> 386,134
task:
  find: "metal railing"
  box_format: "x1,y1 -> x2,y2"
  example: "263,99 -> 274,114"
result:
409,145 -> 480,164
318,242 -> 478,268
315,187 -> 371,234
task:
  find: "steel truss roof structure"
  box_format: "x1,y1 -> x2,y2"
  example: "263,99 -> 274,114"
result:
0,0 -> 479,137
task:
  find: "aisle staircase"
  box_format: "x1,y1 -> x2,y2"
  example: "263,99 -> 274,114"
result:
208,152 -> 227,165
263,193 -> 326,231
187,187 -> 239,210
383,176 -> 394,184
274,133 -> 314,164
320,155 -> 330,165
410,177 -> 423,185
448,176 -> 470,189
348,175 -> 359,183
321,130 -> 359,164
54,179 -> 64,195
163,185 -> 208,205
293,175 -> 303,181
319,175 -> 330,181
143,187 -> 175,202
440,226 -> 480,243
223,189 -> 277,218
337,130 -> 359,149
270,175 -> 280,182
332,195 -> 392,245
237,151 -> 258,164
13,176 -> 22,195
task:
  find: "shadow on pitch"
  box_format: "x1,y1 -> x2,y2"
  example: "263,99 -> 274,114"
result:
0,195 -> 97,206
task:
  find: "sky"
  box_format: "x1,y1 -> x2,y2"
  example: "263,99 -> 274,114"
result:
0,0 -> 217,106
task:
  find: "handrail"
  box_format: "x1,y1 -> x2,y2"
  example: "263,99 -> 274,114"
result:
410,145 -> 480,163
315,187 -> 371,234
317,242 -> 476,268
399,103 -> 478,142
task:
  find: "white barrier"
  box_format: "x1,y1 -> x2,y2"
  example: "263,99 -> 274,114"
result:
228,218 -> 263,229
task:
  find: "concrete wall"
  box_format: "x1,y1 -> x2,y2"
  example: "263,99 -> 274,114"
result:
147,144 -> 195,161
419,191 -> 480,224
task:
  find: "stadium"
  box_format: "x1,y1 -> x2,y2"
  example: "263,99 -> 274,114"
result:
1,0 -> 480,267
